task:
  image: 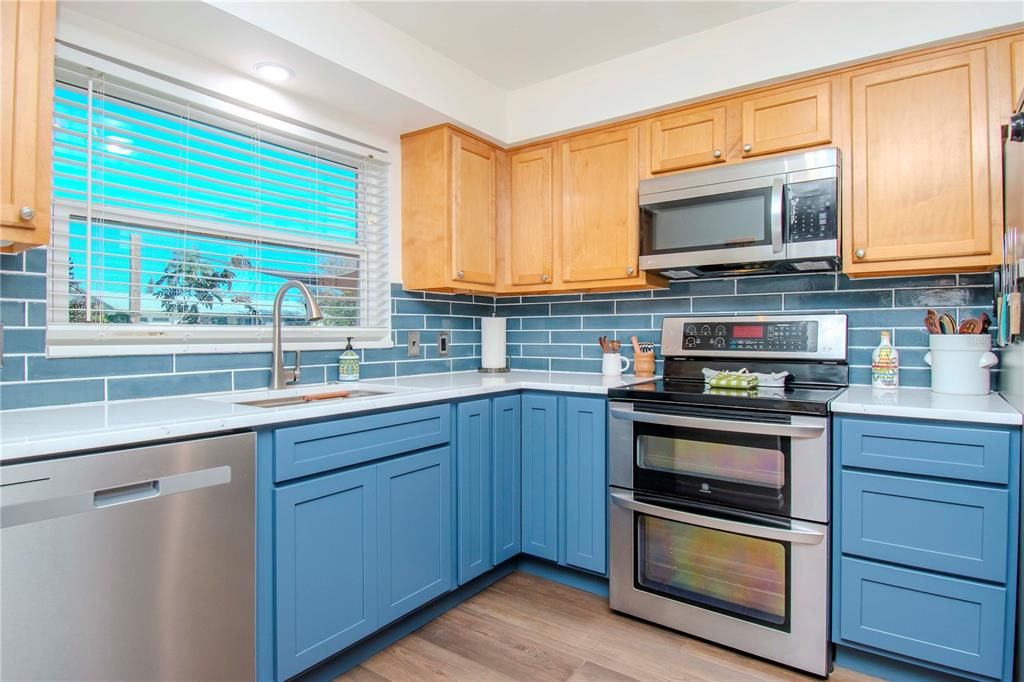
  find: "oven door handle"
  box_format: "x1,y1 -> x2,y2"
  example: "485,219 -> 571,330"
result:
608,408 -> 824,439
610,491 -> 825,545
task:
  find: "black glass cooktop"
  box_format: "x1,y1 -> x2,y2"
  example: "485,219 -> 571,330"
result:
607,379 -> 845,415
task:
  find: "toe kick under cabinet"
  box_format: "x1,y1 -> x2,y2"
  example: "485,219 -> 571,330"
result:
832,416 -> 1021,681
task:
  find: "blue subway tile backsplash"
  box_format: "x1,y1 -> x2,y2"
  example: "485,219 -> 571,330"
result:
0,246 -> 1001,408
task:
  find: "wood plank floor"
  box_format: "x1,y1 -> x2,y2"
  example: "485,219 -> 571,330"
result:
337,572 -> 878,682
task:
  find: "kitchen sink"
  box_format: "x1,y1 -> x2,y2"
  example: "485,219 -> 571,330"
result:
236,389 -> 390,408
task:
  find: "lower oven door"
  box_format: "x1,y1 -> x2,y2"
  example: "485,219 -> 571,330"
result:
608,489 -> 830,677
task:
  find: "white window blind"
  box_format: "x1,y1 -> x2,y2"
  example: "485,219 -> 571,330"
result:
47,61 -> 391,354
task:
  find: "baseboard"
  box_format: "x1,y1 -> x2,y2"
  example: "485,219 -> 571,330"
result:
513,555 -> 609,597
834,645 -> 973,682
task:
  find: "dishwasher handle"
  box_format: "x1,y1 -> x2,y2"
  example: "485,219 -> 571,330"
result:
1,465 -> 231,529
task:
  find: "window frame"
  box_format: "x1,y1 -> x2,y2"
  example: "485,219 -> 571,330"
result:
45,58 -> 392,358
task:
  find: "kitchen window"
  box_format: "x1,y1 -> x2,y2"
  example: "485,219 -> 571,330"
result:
46,60 -> 390,355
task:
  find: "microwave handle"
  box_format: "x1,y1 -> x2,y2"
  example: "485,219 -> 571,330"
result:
770,177 -> 784,254
608,407 -> 824,439
610,490 -> 826,545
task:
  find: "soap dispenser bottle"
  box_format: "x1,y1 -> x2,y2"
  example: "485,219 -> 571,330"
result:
338,337 -> 360,382
871,330 -> 899,389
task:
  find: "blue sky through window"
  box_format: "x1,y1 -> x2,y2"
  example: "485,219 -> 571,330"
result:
52,82 -> 363,326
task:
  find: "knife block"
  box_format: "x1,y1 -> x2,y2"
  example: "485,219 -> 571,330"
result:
634,351 -> 656,377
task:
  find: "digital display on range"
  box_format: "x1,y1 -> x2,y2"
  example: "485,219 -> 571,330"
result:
682,321 -> 818,352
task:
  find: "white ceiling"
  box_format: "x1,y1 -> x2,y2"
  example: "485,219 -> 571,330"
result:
356,1 -> 789,89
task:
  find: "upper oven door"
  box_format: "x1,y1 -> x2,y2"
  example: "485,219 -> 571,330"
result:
639,174 -> 785,271
609,402 -> 828,523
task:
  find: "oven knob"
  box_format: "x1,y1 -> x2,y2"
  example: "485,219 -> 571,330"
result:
714,337 -> 726,348
701,325 -> 711,335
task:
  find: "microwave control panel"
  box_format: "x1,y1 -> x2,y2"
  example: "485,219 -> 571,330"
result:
786,178 -> 837,243
682,320 -> 819,353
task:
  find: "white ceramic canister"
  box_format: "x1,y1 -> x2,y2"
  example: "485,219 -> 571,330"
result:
924,334 -> 999,395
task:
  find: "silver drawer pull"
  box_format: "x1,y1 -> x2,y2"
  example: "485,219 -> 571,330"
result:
608,407 -> 824,439
610,491 -> 825,545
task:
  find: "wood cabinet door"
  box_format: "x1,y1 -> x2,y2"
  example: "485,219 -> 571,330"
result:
560,126 -> 639,283
507,145 -> 555,286
846,49 -> 992,270
1,0 -> 55,249
449,131 -> 497,285
648,105 -> 727,173
740,82 -> 831,158
1011,36 -> 1024,106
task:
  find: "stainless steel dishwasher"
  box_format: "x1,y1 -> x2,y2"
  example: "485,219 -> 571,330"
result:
1,432 -> 255,681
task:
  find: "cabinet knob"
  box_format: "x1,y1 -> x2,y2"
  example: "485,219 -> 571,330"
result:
455,270 -> 465,279
626,266 -> 635,276
541,274 -> 551,283
854,249 -> 866,259
712,149 -> 721,158
742,143 -> 752,153
18,206 -> 35,221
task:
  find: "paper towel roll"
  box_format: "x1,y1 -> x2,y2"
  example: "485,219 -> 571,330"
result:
481,317 -> 507,370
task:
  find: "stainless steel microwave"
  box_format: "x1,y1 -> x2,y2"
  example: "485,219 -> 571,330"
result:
639,148 -> 840,279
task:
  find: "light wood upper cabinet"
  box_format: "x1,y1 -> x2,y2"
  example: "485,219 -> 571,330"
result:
560,126 -> 640,283
450,131 -> 497,285
506,144 -> 555,286
740,82 -> 832,158
648,105 -> 727,174
401,125 -> 500,292
844,48 -> 995,275
1,0 -> 56,253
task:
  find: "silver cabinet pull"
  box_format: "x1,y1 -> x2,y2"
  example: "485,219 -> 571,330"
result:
610,491 -> 826,545
743,143 -> 752,152
854,249 -> 866,259
712,149 -> 721,158
608,407 -> 825,439
18,206 -> 35,221
541,274 -> 551,282
626,266 -> 635,276
455,270 -> 465,279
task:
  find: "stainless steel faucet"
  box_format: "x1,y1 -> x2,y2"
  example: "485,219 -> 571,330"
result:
271,281 -> 323,390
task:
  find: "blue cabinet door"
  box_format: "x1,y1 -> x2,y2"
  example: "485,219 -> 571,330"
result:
274,466 -> 379,681
521,393 -> 559,561
563,396 -> 607,574
456,400 -> 493,584
492,395 -> 521,564
378,447 -> 453,624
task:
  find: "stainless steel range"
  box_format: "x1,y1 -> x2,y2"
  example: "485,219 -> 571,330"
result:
606,314 -> 848,677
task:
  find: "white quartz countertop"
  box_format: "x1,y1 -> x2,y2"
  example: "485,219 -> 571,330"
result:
830,385 -> 1023,426
0,371 -> 655,463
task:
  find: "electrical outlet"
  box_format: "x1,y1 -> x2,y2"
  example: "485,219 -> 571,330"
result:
438,332 -> 449,357
407,331 -> 420,357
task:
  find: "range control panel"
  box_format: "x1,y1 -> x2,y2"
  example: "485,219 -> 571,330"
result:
660,314 -> 848,361
682,321 -> 818,353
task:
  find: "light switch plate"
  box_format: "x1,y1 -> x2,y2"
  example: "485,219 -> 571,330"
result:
407,331 -> 420,357
438,332 -> 449,357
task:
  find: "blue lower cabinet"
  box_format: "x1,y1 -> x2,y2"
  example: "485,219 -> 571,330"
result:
274,466 -> 379,681
839,557 -> 1006,679
457,400 -> 493,584
563,397 -> 607,574
521,393 -> 559,561
492,395 -> 521,564
377,447 -> 454,624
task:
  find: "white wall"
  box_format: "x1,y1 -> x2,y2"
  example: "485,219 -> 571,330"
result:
505,1 -> 1024,142
57,7 -> 408,283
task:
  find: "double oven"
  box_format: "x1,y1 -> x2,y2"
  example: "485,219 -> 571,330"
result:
607,315 -> 845,677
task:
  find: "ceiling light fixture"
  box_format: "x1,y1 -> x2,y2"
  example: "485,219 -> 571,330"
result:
253,62 -> 295,82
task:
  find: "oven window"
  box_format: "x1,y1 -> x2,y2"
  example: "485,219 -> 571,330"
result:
638,432 -> 784,488
645,187 -> 772,254
636,514 -> 789,629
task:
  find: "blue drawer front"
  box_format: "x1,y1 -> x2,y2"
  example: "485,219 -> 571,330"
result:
838,417 -> 1010,484
274,405 -> 451,481
839,557 -> 1006,679
841,471 -> 1009,582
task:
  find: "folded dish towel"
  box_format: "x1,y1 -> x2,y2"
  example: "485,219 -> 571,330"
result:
702,368 -> 790,389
